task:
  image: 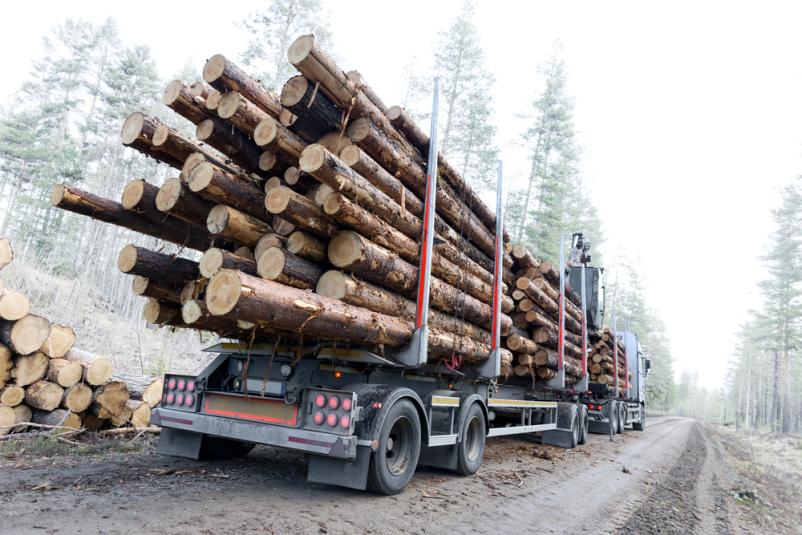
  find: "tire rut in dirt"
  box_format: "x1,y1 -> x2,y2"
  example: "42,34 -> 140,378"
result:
618,423 -> 707,535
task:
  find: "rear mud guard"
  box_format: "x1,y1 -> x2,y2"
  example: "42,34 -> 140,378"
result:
307,444 -> 372,490
157,427 -> 203,459
541,402 -> 577,449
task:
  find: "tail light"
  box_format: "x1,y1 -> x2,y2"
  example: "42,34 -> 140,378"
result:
177,378 -> 186,391
162,374 -> 200,412
304,388 -> 357,434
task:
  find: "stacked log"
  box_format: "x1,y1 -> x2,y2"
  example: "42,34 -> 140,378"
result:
589,328 -> 631,388
52,37 -> 518,372
0,240 -> 162,437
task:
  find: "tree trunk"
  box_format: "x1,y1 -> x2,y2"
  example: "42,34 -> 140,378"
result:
257,246 -> 323,290
254,233 -> 284,261
32,408 -> 81,430
0,385 -> 25,407
45,358 -> 83,388
253,116 -> 308,160
163,79 -> 210,125
25,380 -> 65,411
131,276 -> 183,304
0,315 -> 51,355
195,118 -> 264,176
61,383 -> 93,413
203,54 -> 282,118
117,244 -> 199,286
286,231 -> 326,263
200,247 -> 258,279
11,352 -> 49,386
207,205 -> 271,247
0,290 -> 30,321
51,185 -> 212,251
280,75 -> 340,141
217,91 -> 271,136
188,162 -> 268,221
63,348 -> 113,386
93,381 -> 130,419
265,186 -> 338,238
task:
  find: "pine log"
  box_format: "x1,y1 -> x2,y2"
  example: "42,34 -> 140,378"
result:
516,277 -> 582,333
120,112 -> 183,168
328,231 -> 511,332
530,277 -> 583,323
316,270 -> 492,344
117,245 -> 200,286
202,54 -> 282,118
0,239 -> 12,270
163,79 -> 210,125
234,246 -> 255,260
0,315 -> 50,355
265,186 -> 338,238
45,358 -> 83,388
284,167 -> 316,192
206,269 -> 493,362
131,276 -> 183,304
0,385 -> 24,407
317,132 -> 353,154
195,118 -> 264,174
110,374 -> 162,408
25,380 -> 64,411
386,105 -> 502,240
188,162 -> 268,221
61,383 -> 92,413
180,278 -> 207,305
200,247 -> 257,279
253,116 -> 308,159
0,290 -> 30,321
207,205 -> 272,246
0,405 -> 14,435
254,233 -> 284,261
532,324 -> 583,347
511,245 -> 539,272
110,401 -> 134,427
63,349 -> 113,386
256,247 -> 323,289
127,399 -> 152,429
11,404 -> 31,433
272,216 -> 296,236
51,185 -> 212,251
39,324 -> 76,359
93,381 -> 130,418
505,334 -> 539,355
156,177 -> 214,226
264,176 -> 283,193
279,75 -> 340,141
286,231 -> 326,263
217,91 -> 271,136
143,299 -> 180,325
0,345 -> 11,390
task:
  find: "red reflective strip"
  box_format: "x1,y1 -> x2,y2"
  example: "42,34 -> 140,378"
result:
203,397 -> 298,425
415,176 -> 433,327
557,295 -> 564,369
581,313 -> 587,374
613,334 -> 619,392
161,415 -> 194,426
490,235 -> 502,348
287,436 -> 336,448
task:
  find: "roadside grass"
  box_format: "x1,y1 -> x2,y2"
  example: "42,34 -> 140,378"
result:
0,433 -> 155,460
709,424 -> 802,531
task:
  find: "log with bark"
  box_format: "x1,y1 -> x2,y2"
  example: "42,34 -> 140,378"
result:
0,315 -> 51,355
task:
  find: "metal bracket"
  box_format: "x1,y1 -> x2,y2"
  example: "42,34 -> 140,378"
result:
546,367 -> 566,390
394,326 -> 429,367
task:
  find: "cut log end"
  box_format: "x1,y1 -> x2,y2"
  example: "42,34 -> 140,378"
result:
155,177 -> 183,212
316,270 -> 346,300
202,54 -> 227,84
0,238 -> 13,270
121,178 -> 147,210
257,247 -> 287,280
206,269 -> 243,316
287,35 -> 316,65
40,324 -> 76,358
280,75 -> 309,107
117,244 -> 139,274
120,112 -> 146,145
253,117 -> 278,147
338,144 -> 360,167
258,152 -> 277,172
386,105 -> 403,121
206,204 -> 231,235
298,144 -> 327,173
265,186 -> 291,214
199,248 -> 225,279
182,300 -> 205,324
264,176 -> 282,193
216,92 -> 240,120
50,184 -> 66,205
162,79 -> 184,106
152,124 -> 170,146
0,290 -> 30,321
255,233 -> 283,260
9,315 -> 52,355
196,119 -> 214,141
187,162 -> 215,192
328,231 -> 362,268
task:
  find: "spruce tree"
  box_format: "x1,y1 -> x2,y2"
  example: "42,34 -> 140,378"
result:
239,0 -> 332,93
433,1 -> 498,192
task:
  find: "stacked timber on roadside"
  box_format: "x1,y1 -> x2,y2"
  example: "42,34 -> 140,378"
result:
0,239 -> 162,436
52,35 -> 521,372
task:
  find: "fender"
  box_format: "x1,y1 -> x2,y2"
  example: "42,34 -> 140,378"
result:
453,392 -> 488,436
345,384 -> 429,447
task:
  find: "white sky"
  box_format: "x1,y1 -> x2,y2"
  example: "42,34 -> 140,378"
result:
4,0 -> 802,389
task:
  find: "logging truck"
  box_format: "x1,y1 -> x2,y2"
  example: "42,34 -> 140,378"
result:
152,195 -> 648,495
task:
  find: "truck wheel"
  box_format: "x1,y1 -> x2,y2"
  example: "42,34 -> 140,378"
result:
367,399 -> 421,495
633,406 -> 645,431
456,402 -> 486,476
577,404 -> 589,445
569,407 -> 580,448
201,436 -> 255,460
608,403 -> 618,435
617,404 -> 626,434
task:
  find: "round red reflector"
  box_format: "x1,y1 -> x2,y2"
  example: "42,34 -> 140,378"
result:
186,380 -> 195,392
340,415 -> 350,428
176,393 -> 184,405
314,394 -> 326,408
313,411 -> 325,425
326,413 -> 337,427
341,398 -> 352,411
177,378 -> 186,391
166,393 -> 175,404
328,396 -> 340,410
167,378 -> 176,390
184,394 -> 194,406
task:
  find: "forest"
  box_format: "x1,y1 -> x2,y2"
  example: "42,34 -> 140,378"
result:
9,0 -> 799,428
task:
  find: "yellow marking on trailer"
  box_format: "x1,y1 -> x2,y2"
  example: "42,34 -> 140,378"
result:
487,399 -> 557,408
430,396 -> 460,407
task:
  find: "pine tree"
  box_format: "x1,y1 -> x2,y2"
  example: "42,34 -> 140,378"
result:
239,0 -> 333,93
433,1 -> 498,192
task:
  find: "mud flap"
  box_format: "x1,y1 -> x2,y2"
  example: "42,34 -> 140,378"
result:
418,444 -> 458,471
541,402 -> 576,448
307,444 -> 372,490
157,427 -> 203,459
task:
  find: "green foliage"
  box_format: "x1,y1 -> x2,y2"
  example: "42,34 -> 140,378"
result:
239,0 -> 333,93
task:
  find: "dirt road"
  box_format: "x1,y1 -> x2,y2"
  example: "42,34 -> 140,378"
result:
0,417 -> 746,534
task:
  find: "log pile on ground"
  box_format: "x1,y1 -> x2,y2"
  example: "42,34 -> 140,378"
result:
0,239 -> 163,436
52,35 -> 524,371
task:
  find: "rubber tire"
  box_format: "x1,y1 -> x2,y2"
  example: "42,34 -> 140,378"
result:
366,399 -> 421,495
455,402 -> 486,476
608,403 -> 618,435
577,404 -> 589,445
633,406 -> 645,431
617,404 -> 626,434
201,436 -> 255,460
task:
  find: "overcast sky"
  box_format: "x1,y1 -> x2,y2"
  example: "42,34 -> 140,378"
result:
4,1 -> 801,389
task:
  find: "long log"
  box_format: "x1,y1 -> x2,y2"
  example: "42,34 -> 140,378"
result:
253,116 -> 308,160
46,358 -> 83,388
131,276 -> 183,304
51,185 -> 212,251
328,231 -> 511,332
63,349 -> 113,386
206,269 -> 493,362
279,75 -> 340,141
162,79 -> 210,125
203,54 -> 282,118
207,205 -> 272,246
286,231 -> 326,263
117,245 -> 199,286
188,162 -> 268,221
195,118 -> 264,174
217,91 -> 271,136
0,315 -> 51,355
11,352 -> 49,386
265,186 -> 338,238
256,246 -> 323,290
0,290 -> 30,321
25,380 -> 64,412
199,248 -> 257,279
